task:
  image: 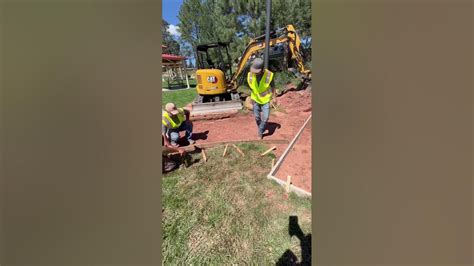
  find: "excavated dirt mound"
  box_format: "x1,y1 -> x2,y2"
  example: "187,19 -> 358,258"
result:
278,88 -> 312,114
180,88 -> 312,194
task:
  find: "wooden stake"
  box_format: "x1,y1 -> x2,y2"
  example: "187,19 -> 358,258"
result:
286,175 -> 292,193
201,149 -> 207,162
232,144 -> 245,156
222,144 -> 229,157
260,146 -> 276,157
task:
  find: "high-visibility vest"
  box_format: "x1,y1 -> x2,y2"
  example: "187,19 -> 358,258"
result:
247,69 -> 274,105
162,108 -> 185,129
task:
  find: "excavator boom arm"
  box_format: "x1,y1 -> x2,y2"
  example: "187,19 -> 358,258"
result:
229,24 -> 310,90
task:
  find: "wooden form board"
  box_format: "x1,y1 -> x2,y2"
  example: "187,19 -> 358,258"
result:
164,139 -> 289,156
267,114 -> 312,198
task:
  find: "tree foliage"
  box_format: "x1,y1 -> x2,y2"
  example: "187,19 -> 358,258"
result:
162,19 -> 181,55
177,0 -> 311,63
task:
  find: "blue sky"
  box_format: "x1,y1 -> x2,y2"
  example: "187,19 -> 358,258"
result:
163,0 -> 182,28
163,0 -> 196,64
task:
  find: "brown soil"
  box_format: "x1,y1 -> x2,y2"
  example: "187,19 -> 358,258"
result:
179,89 -> 312,193
274,117 -> 312,194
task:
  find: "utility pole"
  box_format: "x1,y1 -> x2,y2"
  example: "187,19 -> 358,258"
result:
264,0 -> 271,70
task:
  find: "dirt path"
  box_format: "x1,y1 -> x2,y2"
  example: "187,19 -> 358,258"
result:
187,89 -> 313,193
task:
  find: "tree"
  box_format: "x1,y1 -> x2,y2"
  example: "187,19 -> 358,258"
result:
178,0 -> 243,62
162,19 -> 181,55
211,0 -> 244,59
177,0 -> 312,67
234,0 -> 266,38
272,0 -> 311,39
178,0 -> 206,47
178,40 -> 195,65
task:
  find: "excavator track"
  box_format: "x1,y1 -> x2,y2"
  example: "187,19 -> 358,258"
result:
191,100 -> 243,115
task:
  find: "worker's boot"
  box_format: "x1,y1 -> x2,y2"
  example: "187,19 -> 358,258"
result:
258,122 -> 266,140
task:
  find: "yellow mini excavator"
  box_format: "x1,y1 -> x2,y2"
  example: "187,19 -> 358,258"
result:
191,24 -> 311,114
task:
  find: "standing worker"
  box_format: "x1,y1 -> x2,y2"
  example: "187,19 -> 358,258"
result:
247,58 -> 277,139
162,102 -> 195,147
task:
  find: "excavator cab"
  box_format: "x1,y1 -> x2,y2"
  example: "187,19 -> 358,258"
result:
195,42 -> 234,102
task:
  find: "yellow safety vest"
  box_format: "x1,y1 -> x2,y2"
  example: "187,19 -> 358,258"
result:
247,69 -> 274,105
162,108 -> 185,129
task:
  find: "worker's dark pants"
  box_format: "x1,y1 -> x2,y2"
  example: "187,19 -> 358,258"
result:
253,102 -> 270,136
166,120 -> 193,145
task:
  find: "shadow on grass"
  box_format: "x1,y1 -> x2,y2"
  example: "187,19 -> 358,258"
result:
276,215 -> 312,266
164,149 -> 203,174
164,84 -> 197,90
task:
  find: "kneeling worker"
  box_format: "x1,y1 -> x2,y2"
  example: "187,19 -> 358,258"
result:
162,102 -> 195,147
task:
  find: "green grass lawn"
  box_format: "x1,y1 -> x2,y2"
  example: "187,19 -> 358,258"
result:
162,88 -> 197,108
162,79 -> 197,89
162,143 -> 312,265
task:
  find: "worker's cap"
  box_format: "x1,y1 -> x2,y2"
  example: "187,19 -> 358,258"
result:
165,103 -> 179,115
250,58 -> 264,74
